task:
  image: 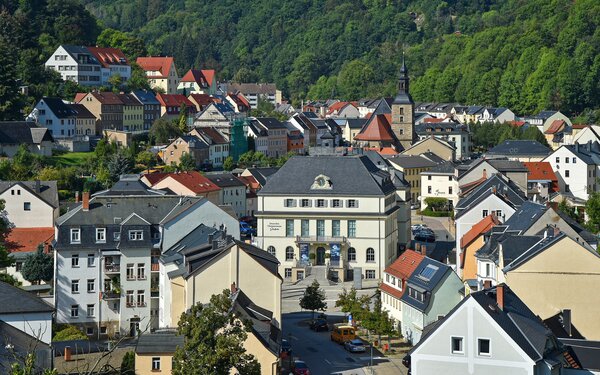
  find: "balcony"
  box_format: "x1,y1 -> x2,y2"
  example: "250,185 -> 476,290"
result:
151,263 -> 160,272
104,264 -> 120,274
102,291 -> 121,300
295,235 -> 348,244
151,291 -> 159,298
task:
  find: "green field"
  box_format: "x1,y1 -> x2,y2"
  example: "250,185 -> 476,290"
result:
51,152 -> 93,167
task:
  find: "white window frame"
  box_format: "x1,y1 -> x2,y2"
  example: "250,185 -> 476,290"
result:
72,253 -> 79,267
96,228 -> 106,243
87,279 -> 95,293
70,228 -> 81,244
477,337 -> 491,356
451,336 -> 464,354
71,280 -> 79,294
71,305 -> 79,318
128,230 -> 143,241
152,357 -> 161,371
87,254 -> 95,267
87,304 -> 95,317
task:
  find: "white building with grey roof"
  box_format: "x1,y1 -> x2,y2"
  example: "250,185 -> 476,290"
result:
256,155 -> 407,282
53,175 -> 239,338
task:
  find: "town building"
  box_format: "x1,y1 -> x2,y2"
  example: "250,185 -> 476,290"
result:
478,107 -> 515,123
162,135 -> 209,168
353,114 -> 399,150
177,69 -> 214,95
457,158 -> 529,194
388,155 -> 438,202
250,118 -> 288,158
0,180 -> 58,228
86,47 -> 131,84
205,173 -> 247,218
77,92 -> 124,132
131,90 -> 161,132
284,121 -> 305,154
44,45 -> 102,86
226,92 -> 251,113
256,155 -> 403,282
193,102 -> 236,136
53,176 -> 239,337
459,214 -> 500,286
68,103 -> 96,136
27,97 -> 77,138
224,83 -> 282,108
135,331 -> 183,375
5,227 -> 54,286
118,93 -> 144,133
402,136 -> 455,162
415,122 -> 471,159
0,122 -> 54,157
136,57 -> 179,94
420,161 -> 459,209
523,162 -> 558,202
144,171 -> 221,205
486,140 -> 551,162
155,93 -> 196,123
408,284 -> 575,374
188,127 -> 230,168
390,59 -> 416,150
326,102 -> 360,118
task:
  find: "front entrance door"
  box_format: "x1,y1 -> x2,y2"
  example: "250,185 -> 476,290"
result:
316,247 -> 326,265
130,321 -> 140,337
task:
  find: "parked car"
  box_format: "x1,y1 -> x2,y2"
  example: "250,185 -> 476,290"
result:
403,354 -> 411,374
281,338 -> 292,355
331,325 -> 356,344
240,222 -> 256,236
414,230 -> 435,242
293,360 -> 310,375
344,339 -> 366,353
239,216 -> 256,226
309,318 -> 328,331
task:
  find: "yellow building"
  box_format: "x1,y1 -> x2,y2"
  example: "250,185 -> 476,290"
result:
502,234 -> 600,340
388,155 -> 437,202
118,93 -> 144,133
402,136 -> 455,162
135,332 -> 183,375
136,56 -> 180,94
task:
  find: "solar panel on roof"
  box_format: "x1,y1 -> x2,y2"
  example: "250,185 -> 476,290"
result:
418,264 -> 438,281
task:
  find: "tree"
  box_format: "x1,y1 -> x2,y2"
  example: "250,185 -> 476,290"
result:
53,325 -> 88,341
223,156 -> 234,171
299,280 -> 327,319
21,244 -> 53,285
172,289 -> 260,375
108,150 -> 134,182
149,118 -> 181,145
424,197 -> 449,211
178,103 -> 188,133
108,74 -> 123,90
120,351 -> 135,375
135,151 -> 156,171
335,287 -> 371,324
0,273 -> 21,286
362,290 -> 396,346
558,199 -> 581,224
0,199 -> 14,269
586,192 -> 600,233
0,37 -> 22,120
178,152 -> 196,171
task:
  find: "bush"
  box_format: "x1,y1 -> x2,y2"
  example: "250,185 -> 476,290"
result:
421,209 -> 452,217
120,351 -> 135,374
424,197 -> 449,211
53,325 -> 88,342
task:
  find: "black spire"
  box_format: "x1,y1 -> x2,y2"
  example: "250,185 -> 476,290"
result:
398,52 -> 409,93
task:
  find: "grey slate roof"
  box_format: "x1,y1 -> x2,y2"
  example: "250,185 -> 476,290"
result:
135,332 -> 184,354
0,122 -> 53,144
255,117 -> 286,130
475,233 -> 544,266
400,257 -> 452,312
244,167 -> 280,187
67,103 -> 95,118
422,161 -> 455,175
39,97 -> 77,118
487,140 -> 551,157
560,142 -> 600,165
132,90 -> 160,105
415,122 -> 468,135
455,174 -> 526,219
0,282 -> 54,314
259,155 -> 396,196
502,201 -> 548,233
205,173 -> 245,188
0,181 -> 58,208
388,155 -> 437,169
560,339 -> 600,370
502,232 -> 581,272
346,118 -> 368,129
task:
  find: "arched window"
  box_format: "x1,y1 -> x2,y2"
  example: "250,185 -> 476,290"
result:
366,248 -> 375,262
347,247 -> 356,262
285,246 -> 294,261
267,246 -> 276,257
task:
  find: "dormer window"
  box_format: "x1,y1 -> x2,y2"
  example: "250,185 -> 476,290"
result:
128,230 -> 143,241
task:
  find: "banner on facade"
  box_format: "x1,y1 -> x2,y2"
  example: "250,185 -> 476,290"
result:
330,243 -> 340,262
299,243 -> 309,263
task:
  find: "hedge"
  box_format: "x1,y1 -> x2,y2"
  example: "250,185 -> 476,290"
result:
421,209 -> 453,218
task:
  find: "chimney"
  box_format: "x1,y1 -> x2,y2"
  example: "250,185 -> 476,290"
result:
482,168 -> 487,179
563,309 -> 572,337
415,243 -> 421,252
82,191 -> 90,211
35,180 -> 41,194
75,191 -> 80,203
421,244 -> 427,256
497,284 -> 505,310
230,282 -> 237,293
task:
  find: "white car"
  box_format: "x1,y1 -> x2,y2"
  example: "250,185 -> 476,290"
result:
344,339 -> 366,353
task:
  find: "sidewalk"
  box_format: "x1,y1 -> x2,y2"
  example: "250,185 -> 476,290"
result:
363,357 -> 408,375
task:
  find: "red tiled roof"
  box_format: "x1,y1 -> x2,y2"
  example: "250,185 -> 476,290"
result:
74,93 -> 87,103
509,121 -> 526,127
364,147 -> 399,155
572,124 -> 588,130
156,93 -> 195,109
6,228 -> 54,253
384,250 -> 425,280
327,101 -> 349,114
91,92 -> 123,105
181,69 -> 208,87
354,114 -> 396,142
136,57 -> 175,78
523,162 -> 557,181
162,172 -> 221,194
227,92 -> 250,110
142,172 -> 169,186
87,47 -> 128,68
424,117 -> 445,123
194,127 -> 228,144
460,214 -> 500,250
380,283 -> 403,299
188,93 -> 216,108
545,119 -> 565,134
237,175 -> 260,190
201,69 -> 215,85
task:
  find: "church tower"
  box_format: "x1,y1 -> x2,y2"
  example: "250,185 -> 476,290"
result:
391,55 -> 415,150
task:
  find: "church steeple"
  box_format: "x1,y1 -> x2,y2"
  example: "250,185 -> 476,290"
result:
398,52 -> 409,94
391,52 -> 415,150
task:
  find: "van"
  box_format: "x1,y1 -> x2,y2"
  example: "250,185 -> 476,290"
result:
330,325 -> 356,344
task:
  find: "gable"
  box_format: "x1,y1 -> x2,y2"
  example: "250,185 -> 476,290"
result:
457,194 -> 516,222
459,161 -> 499,185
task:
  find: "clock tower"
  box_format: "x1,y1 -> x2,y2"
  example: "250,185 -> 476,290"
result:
391,56 -> 415,150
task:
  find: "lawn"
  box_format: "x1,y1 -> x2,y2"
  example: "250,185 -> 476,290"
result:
50,152 -> 93,167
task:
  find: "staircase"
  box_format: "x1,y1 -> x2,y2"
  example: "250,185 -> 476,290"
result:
296,265 -> 328,286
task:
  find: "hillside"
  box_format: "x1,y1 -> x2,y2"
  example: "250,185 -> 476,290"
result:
81,0 -> 600,116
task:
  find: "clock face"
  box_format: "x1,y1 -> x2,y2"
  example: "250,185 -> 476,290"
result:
317,177 -> 326,187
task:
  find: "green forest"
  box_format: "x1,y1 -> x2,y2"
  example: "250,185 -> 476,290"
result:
1,0 -> 600,119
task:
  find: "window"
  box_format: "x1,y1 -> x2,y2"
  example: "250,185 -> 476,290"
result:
573,157 -> 576,163
495,210 -> 502,218
332,199 -> 341,208
127,264 -> 135,280
482,210 -> 488,218
485,263 -> 491,277
72,254 -> 79,267
428,186 -> 432,194
87,304 -> 95,317
87,279 -> 94,293
286,219 -> 294,237
71,280 -> 79,293
152,357 -> 161,371
126,291 -> 134,307
448,176 -> 453,181
129,230 -> 143,240
137,263 -> 145,280
365,270 -> 376,279
316,199 -> 326,207
348,247 -> 356,262
565,170 -> 570,177
478,338 -> 491,356
71,305 -> 78,318
267,246 -> 276,256
451,337 -> 464,354
347,199 -> 357,208
449,187 -> 453,194
86,327 -> 94,335
301,220 -> 309,237
284,268 -> 292,278
114,232 -> 121,241
284,199 -> 296,207
566,184 -> 570,192
23,202 -> 31,211
565,157 -> 569,163
317,220 -> 325,237
70,229 -> 81,244
96,228 -> 106,243
87,254 -> 95,267
300,199 -> 311,207
332,220 -> 340,237
555,157 -> 560,163
137,290 -> 145,307
418,265 -> 439,280
100,326 -> 107,334
285,246 -> 294,261
366,248 -> 375,262
348,220 -> 356,238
